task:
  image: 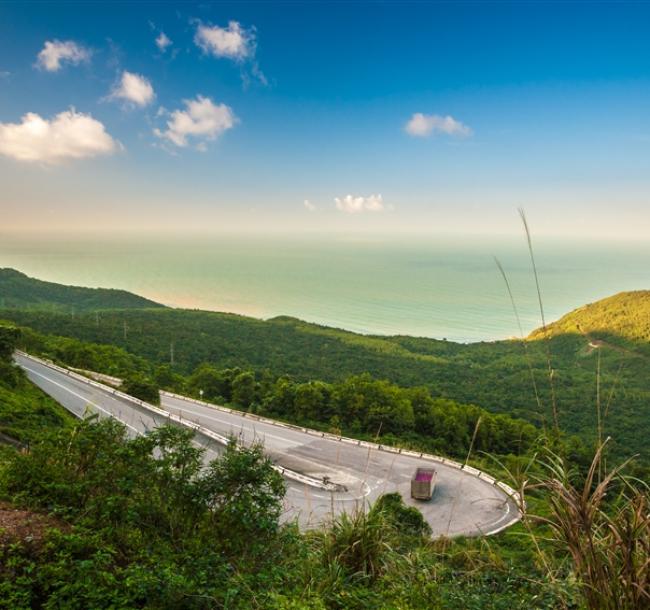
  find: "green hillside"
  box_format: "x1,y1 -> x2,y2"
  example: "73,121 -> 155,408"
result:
1,271 -> 649,460
3,296 -> 649,462
1,300 -> 647,610
0,268 -> 164,312
529,290 -> 650,356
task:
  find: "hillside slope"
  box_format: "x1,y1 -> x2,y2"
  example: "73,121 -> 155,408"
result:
0,268 -> 164,312
3,303 -> 649,462
529,290 -> 650,356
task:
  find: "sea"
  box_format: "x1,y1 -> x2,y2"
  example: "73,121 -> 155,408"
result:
1,233 -> 648,343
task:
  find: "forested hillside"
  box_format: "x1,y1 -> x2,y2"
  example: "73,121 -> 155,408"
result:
2,301 -> 648,462
529,290 -> 650,354
0,268 -> 164,312
1,299 -> 648,609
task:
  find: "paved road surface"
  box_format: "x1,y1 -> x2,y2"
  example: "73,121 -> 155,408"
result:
17,353 -> 520,537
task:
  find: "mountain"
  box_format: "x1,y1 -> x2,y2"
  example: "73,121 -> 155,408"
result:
529,290 -> 650,356
0,268 -> 164,312
1,271 -> 648,462
1,311 -> 646,463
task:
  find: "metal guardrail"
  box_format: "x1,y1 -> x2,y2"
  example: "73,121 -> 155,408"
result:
159,390 -> 524,512
15,352 -> 340,493
16,351 -> 524,524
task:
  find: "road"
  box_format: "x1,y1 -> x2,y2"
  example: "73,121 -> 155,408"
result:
16,353 -> 520,537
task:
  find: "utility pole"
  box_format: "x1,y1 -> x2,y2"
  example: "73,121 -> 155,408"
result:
170,341 -> 175,367
95,311 -> 100,327
123,320 -> 128,341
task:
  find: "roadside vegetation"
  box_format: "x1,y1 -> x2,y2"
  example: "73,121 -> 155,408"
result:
2,290 -> 649,463
0,263 -> 648,608
0,326 -> 73,446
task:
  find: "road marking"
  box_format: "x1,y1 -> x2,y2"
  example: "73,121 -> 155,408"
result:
23,365 -> 141,434
19,355 -> 521,537
163,401 -> 301,445
479,499 -> 512,531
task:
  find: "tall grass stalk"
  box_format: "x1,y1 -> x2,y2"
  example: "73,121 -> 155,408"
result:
533,442 -> 649,610
494,256 -> 543,419
519,208 -> 560,431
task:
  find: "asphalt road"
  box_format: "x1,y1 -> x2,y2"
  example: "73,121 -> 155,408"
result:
17,353 -> 520,537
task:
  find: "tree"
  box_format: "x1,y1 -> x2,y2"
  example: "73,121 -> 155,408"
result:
119,375 -> 160,405
231,371 -> 257,408
0,325 -> 19,361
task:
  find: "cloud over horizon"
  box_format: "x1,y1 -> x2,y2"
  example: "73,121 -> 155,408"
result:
154,95 -> 237,148
405,113 -> 472,138
335,194 -> 385,214
110,71 -> 155,107
0,109 -> 120,164
36,40 -> 90,72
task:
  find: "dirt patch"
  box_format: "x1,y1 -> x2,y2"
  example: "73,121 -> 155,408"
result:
0,501 -> 68,548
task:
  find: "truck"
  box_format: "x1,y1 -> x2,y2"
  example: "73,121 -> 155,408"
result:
410,467 -> 436,500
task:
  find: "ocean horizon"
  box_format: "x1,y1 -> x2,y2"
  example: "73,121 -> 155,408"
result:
1,232 -> 648,343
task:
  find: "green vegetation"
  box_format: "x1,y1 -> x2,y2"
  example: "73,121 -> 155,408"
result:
10,324 -> 543,463
119,374 -> 161,405
2,415 -> 646,608
530,290 -> 650,353
0,268 -> 164,312
0,277 -> 648,608
0,418 -> 569,609
0,325 -> 73,445
2,293 -> 649,462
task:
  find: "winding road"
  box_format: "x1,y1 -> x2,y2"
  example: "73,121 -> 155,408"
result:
16,352 -> 521,537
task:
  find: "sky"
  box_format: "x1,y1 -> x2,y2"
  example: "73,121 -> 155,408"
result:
2,1 -> 650,238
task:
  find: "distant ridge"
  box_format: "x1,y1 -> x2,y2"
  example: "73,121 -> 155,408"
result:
528,290 -> 650,347
0,268 -> 164,312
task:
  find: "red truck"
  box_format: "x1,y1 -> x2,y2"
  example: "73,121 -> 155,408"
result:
410,467 -> 436,500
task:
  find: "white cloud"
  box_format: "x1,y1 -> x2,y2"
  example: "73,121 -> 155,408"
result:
36,40 -> 90,72
0,109 -> 120,164
304,199 -> 316,212
110,71 -> 155,107
405,113 -> 472,138
156,31 -> 172,52
154,95 -> 237,148
335,194 -> 385,214
194,21 -> 254,60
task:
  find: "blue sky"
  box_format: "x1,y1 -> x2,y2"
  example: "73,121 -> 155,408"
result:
2,1 -> 650,237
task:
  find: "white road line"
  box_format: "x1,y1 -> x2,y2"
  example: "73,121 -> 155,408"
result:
164,403 -> 301,445
479,500 -> 512,531
23,365 -> 141,434
19,355 -> 522,537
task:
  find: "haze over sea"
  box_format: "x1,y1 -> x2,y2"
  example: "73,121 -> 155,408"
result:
1,233 -> 648,343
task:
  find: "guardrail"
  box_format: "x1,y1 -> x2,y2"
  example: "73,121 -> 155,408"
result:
16,351 -> 524,522
15,352 -> 340,493
160,390 -> 525,513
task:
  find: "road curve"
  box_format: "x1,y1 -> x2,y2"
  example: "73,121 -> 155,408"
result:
16,353 -> 521,537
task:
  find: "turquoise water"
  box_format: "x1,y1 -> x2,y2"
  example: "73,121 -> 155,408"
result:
1,233 -> 648,342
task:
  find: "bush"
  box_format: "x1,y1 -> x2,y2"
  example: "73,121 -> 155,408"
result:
0,325 -> 19,361
0,419 -> 289,608
119,375 -> 160,405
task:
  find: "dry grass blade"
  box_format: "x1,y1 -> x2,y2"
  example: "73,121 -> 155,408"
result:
494,256 -> 543,418
518,208 -> 560,432
533,441 -> 649,610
